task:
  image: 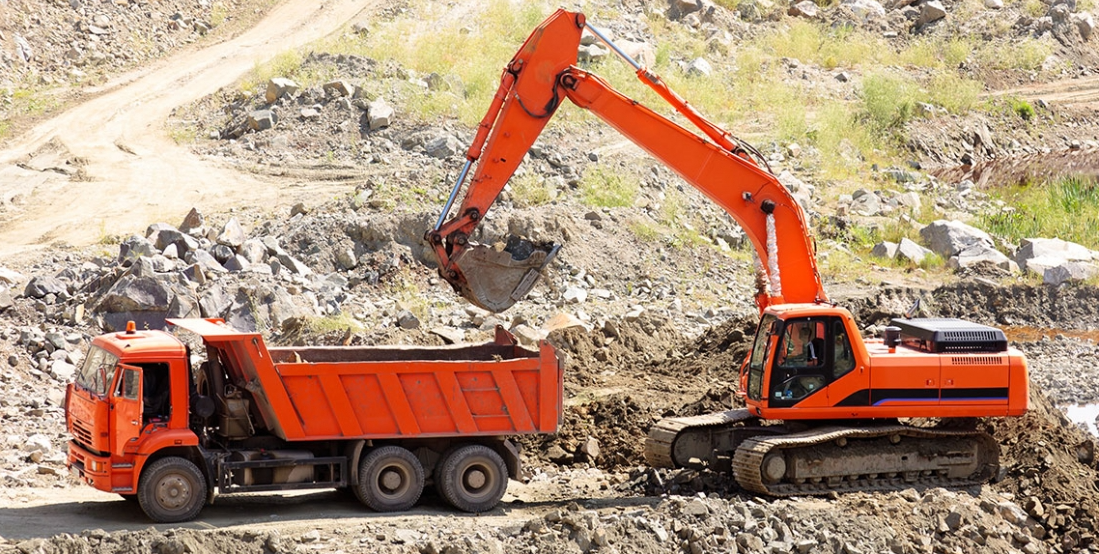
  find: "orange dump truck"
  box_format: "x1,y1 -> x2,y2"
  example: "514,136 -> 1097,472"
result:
66,318 -> 562,522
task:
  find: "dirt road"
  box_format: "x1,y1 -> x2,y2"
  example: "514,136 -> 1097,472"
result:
0,477 -> 641,542
0,0 -> 376,257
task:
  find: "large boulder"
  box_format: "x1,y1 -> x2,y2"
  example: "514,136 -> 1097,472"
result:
118,235 -> 159,264
216,217 -> 246,249
946,244 -> 1017,272
1015,237 -> 1096,273
24,276 -> 67,299
896,238 -> 933,265
94,271 -> 196,331
919,220 -> 993,258
1044,261 -> 1099,286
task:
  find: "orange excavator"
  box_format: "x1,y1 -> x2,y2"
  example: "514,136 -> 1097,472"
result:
425,9 -> 1028,495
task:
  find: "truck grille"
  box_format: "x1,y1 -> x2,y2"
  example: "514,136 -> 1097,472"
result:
72,420 -> 94,447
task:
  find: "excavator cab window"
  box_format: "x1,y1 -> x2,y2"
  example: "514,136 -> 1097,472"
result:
745,315 -> 778,402
769,318 -> 828,406
832,320 -> 855,378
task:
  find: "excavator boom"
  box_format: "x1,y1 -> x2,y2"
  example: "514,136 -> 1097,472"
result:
426,9 -> 827,312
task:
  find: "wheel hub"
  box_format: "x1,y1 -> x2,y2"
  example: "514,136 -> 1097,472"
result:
465,468 -> 487,490
157,475 -> 191,509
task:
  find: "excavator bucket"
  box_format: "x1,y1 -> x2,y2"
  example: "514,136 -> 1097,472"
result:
452,236 -> 560,312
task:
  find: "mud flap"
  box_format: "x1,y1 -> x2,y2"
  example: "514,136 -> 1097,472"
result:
452,236 -> 559,312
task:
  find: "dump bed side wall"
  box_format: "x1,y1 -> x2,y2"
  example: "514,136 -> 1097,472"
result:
210,334 -> 561,441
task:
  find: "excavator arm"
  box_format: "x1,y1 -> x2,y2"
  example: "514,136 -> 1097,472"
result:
426,9 -> 827,312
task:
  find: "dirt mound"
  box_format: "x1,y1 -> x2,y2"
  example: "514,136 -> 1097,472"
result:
987,384 -> 1099,551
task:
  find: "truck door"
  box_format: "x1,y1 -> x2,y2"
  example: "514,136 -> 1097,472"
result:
111,364 -> 143,457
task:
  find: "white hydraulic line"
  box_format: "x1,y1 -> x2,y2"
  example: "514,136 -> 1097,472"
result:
766,213 -> 781,297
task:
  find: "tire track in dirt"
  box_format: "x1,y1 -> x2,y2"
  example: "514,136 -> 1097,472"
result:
0,0 -> 377,257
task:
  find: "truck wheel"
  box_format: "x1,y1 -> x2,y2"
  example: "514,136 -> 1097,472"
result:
436,444 -> 508,513
357,446 -> 424,512
138,457 -> 207,523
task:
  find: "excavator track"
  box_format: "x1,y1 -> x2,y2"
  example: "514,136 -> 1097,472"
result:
732,425 -> 1000,497
645,409 -> 760,470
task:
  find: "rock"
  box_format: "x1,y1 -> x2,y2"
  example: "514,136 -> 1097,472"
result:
239,239 -> 268,264
894,191 -> 921,211
788,0 -> 819,17
842,0 -> 886,20
686,57 -> 712,77
578,43 -> 609,62
24,434 -> 52,455
852,192 -> 881,216
563,287 -> 588,304
871,241 -> 899,259
616,39 -> 656,67
581,26 -> 613,46
24,276 -> 67,299
424,135 -> 461,159
778,170 -> 813,209
916,1 -> 947,26
118,235 -> 159,264
0,290 -> 13,311
0,267 -> 27,286
335,248 -> 357,270
248,110 -> 277,131
896,238 -> 932,265
150,227 -> 198,258
511,324 -> 545,345
397,310 -> 420,329
367,99 -> 394,130
179,207 -> 205,236
276,253 -> 312,276
323,80 -> 355,98
222,255 -> 250,272
985,0 -> 1003,7
431,327 -> 465,344
265,77 -> 300,104
673,0 -> 703,16
947,245 -> 1016,272
1043,261 -> 1099,286
543,312 -> 588,333
578,437 -> 601,461
1074,12 -> 1095,40
1015,237 -> 1096,272
216,218 -> 246,249
51,360 -> 76,382
192,249 -> 228,274
919,220 -> 993,258
547,445 -> 574,464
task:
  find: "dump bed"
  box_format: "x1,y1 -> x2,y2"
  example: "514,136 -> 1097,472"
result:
167,318 -> 562,441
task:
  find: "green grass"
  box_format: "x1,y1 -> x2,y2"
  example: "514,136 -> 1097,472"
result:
579,165 -> 639,208
507,173 -> 556,207
979,176 -> 1099,249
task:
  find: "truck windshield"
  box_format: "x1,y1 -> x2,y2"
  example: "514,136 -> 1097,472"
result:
76,346 -> 119,396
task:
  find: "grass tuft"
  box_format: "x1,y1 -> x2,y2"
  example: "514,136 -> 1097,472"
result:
978,176 -> 1099,249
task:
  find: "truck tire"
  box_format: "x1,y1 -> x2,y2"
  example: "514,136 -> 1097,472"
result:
436,444 -> 508,513
356,446 -> 424,512
138,457 -> 207,523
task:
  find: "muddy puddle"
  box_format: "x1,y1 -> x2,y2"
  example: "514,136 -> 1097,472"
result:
1064,403 -> 1099,437
1004,326 -> 1099,343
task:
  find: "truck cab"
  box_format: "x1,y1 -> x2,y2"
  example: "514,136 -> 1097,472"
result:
66,322 -> 199,506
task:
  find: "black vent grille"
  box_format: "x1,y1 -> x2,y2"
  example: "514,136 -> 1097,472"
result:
891,318 -> 1008,353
